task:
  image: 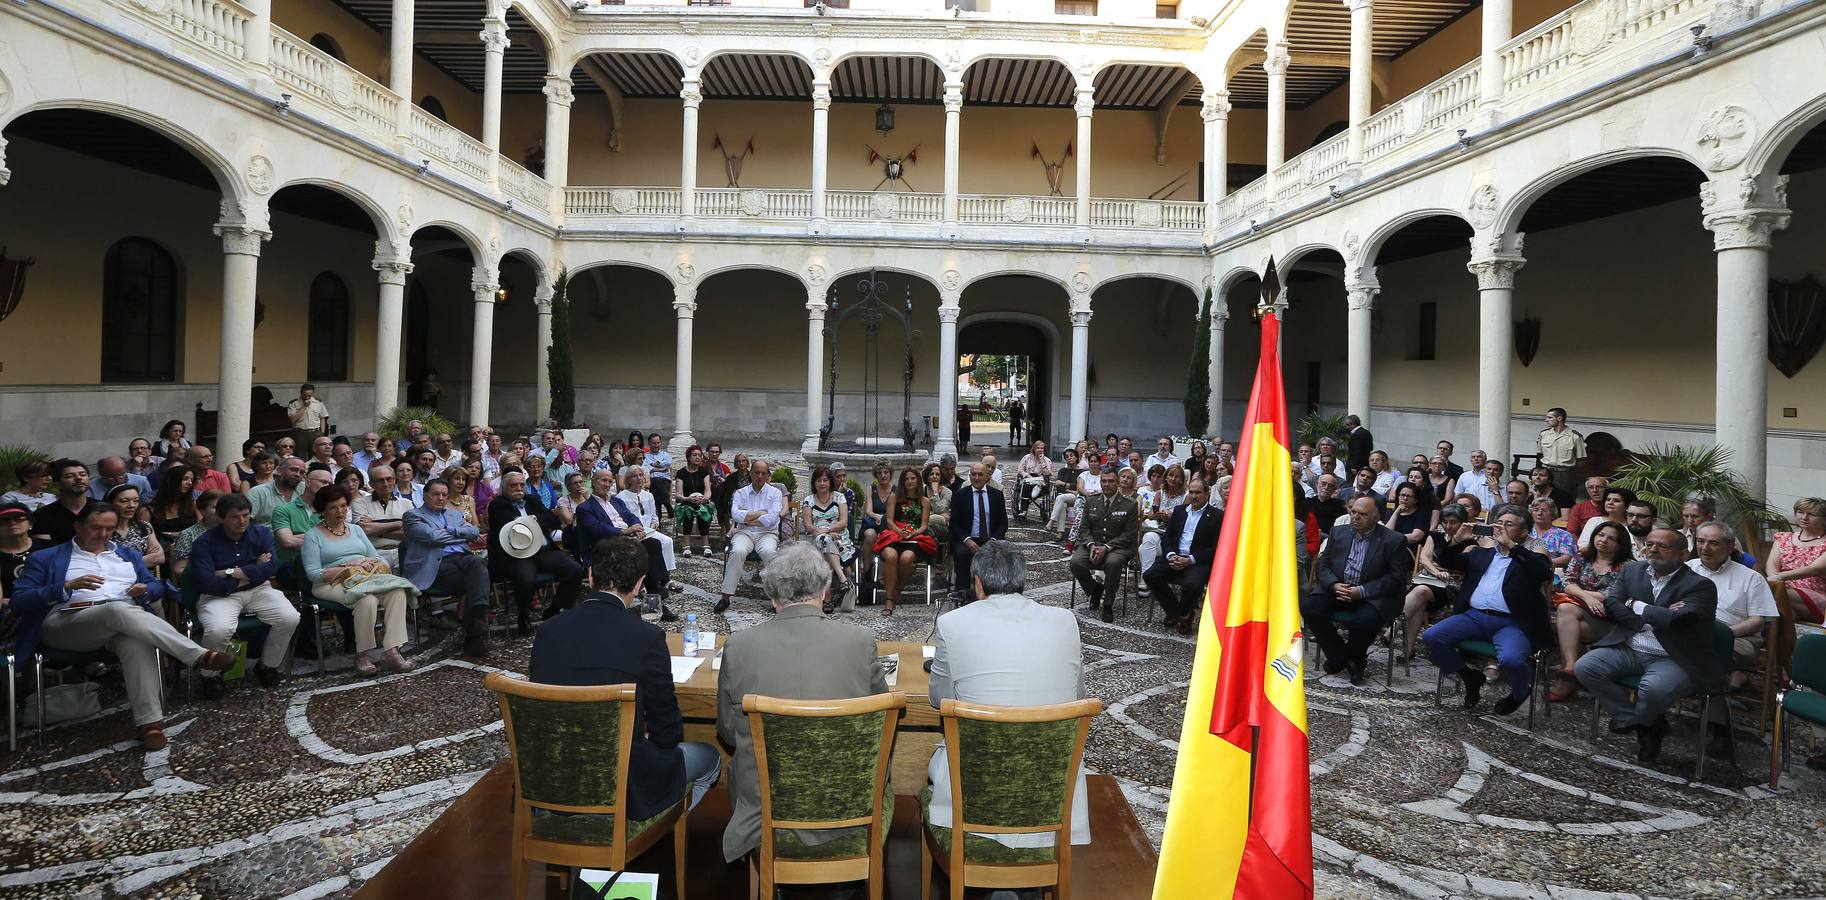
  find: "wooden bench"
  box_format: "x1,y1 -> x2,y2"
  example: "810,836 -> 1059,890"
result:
357,762 -> 1160,899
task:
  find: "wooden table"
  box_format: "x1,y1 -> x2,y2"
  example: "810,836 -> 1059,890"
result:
667,633 -> 942,793
358,762 -> 1161,900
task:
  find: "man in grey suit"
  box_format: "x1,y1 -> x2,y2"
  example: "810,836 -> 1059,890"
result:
716,542 -> 888,865
1574,525 -> 1725,763
399,478 -> 492,658
928,540 -> 1091,853
1300,496 -> 1411,685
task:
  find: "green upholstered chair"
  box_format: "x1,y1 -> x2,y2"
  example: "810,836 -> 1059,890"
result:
484,672 -> 688,900
743,691 -> 906,900
1581,620 -> 1737,780
1771,632 -> 1826,789
921,697 -> 1103,900
1433,637 -> 1550,730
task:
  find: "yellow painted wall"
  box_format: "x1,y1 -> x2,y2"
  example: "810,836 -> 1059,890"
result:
273,1 -> 486,138
0,137 -> 384,387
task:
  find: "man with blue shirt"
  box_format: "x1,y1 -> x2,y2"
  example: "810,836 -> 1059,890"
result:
1422,504 -> 1554,715
84,456 -> 152,501
190,492 -> 300,690
402,478 -> 493,658
644,432 -> 674,521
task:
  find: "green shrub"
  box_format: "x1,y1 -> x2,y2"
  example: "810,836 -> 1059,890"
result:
378,406 -> 458,442
0,444 -> 50,492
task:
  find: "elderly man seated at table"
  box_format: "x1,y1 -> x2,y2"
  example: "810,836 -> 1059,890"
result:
12,502 -> 237,749
716,541 -> 889,865
928,539 -> 1091,853
716,459 -> 785,614
531,535 -> 721,821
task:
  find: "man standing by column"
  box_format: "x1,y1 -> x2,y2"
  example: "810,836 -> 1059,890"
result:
1537,407 -> 1585,497
288,383 -> 330,451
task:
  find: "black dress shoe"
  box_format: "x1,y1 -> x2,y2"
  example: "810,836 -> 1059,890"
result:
1099,603 -> 1114,623
1637,716 -> 1669,763
659,606 -> 679,623
1705,724 -> 1735,760
713,596 -> 731,614
1347,661 -> 1367,686
255,664 -> 282,689
1493,692 -> 1528,716
1322,656 -> 1347,676
463,634 -> 490,658
1459,667 -> 1487,709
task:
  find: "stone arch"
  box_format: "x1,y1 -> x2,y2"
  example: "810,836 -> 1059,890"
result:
1747,92 -> 1826,185
1493,147 -> 1708,237
503,0 -> 564,59
499,247 -> 547,283
3,100 -> 242,207
562,45 -> 687,75
827,49 -> 947,76
1217,264 -> 1261,294
1090,271 -> 1201,296
270,177 -> 395,248
1361,208 -> 1474,268
957,309 -> 1065,448
1279,240 -> 1347,273
408,221 -> 486,261
697,262 -> 802,286
960,269 -> 1071,296
827,266 -> 941,295
568,258 -> 675,284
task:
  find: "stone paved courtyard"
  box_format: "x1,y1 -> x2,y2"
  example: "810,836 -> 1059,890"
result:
2,443 -> 1823,899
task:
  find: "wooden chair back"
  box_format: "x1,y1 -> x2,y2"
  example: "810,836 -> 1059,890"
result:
937,697 -> 1102,894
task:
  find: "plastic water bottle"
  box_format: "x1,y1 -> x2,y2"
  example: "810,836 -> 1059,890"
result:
683,614 -> 700,656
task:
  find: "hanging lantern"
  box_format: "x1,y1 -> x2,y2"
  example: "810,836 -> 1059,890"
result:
874,102 -> 896,136
0,247 -> 34,324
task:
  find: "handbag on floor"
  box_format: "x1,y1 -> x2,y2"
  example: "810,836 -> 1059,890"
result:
22,681 -> 102,727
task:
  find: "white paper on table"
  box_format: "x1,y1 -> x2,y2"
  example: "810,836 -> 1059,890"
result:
921,645 -> 936,659
670,656 -> 707,683
697,631 -> 718,650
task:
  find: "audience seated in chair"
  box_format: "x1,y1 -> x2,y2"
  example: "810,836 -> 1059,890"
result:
948,461 -> 1008,605
1144,477 -> 1220,636
302,484 -> 414,677
530,535 -> 721,817
1422,505 -> 1554,716
1013,440 -> 1054,520
12,502 -> 237,749
928,538 -> 1092,854
401,478 -> 494,658
1575,525 -> 1725,763
1689,520 -> 1777,755
716,542 -> 889,864
1300,496 -> 1411,686
189,492 -> 301,691
1069,469 -> 1138,623
717,460 -> 785,614
486,471 -> 586,633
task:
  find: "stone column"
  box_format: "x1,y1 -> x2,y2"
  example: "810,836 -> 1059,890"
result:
1468,254 -> 1524,467
943,83 -> 964,232
1345,280 -> 1379,428
1068,307 -> 1091,443
811,81 -> 831,228
372,253 -> 413,423
1479,0 -> 1512,118
1201,90 -> 1229,233
479,13 -> 508,187
389,0 -> 415,137
469,275 -> 498,428
215,221 -> 269,466
1206,300 -> 1227,440
1265,41 -> 1290,188
542,74 -> 574,196
243,0 -> 272,77
679,79 -> 702,219
1073,85 -> 1094,228
1704,179 -> 1791,498
534,282 -> 554,425
1346,0 -> 1373,167
803,286 -> 829,454
671,283 -> 697,452
936,300 -> 961,460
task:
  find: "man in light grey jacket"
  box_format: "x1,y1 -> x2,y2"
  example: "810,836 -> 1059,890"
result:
927,540 -> 1091,852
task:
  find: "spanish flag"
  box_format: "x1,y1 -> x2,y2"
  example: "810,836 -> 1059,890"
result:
1152,308 -> 1312,899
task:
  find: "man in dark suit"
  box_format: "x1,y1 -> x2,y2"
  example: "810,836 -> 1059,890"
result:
1574,526 -> 1724,763
486,470 -> 585,632
1144,477 -> 1220,635
1301,496 -> 1411,684
1422,504 -> 1554,715
530,536 -> 721,819
1345,415 -> 1373,474
948,461 -> 1007,599
1309,473 -> 1348,529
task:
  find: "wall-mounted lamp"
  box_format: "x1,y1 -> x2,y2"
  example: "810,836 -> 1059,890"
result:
496,287 -> 510,303
1690,23 -> 1713,52
0,247 -> 35,324
274,92 -> 293,115
1327,184 -> 1341,201
416,159 -> 431,176
1248,219 -> 1259,234
1456,128 -> 1472,150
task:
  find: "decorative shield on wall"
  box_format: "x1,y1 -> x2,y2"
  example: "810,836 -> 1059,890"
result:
1769,276 -> 1826,378
1514,309 -> 1542,367
0,247 -> 34,323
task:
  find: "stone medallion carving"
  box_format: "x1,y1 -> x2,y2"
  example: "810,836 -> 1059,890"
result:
868,193 -> 899,220
608,188 -> 636,214
812,47 -> 832,69
1569,0 -> 1619,56
330,68 -> 356,109
1342,229 -> 1362,261
488,235 -> 500,259
1467,184 -> 1499,229
941,269 -> 962,292
396,202 -> 412,232
805,263 -> 827,287
945,49 -> 964,76
131,0 -> 170,14
1071,271 -> 1091,295
1134,202 -> 1162,228
245,155 -> 274,195
676,260 -> 696,283
1003,196 -> 1032,223
1696,106 -> 1755,171
683,45 -> 702,65
739,188 -> 766,216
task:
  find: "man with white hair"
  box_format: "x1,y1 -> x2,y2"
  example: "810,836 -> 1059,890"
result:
716,542 -> 888,864
716,459 -> 785,614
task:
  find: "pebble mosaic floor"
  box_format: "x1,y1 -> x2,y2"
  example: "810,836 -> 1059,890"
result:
2,443 -> 1823,899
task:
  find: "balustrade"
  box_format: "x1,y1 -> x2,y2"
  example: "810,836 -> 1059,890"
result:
270,31 -> 398,139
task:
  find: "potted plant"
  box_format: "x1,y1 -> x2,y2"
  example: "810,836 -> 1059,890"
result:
378,406 -> 459,443
1608,444 -> 1782,547
1295,412 -> 1350,450
0,445 -> 49,491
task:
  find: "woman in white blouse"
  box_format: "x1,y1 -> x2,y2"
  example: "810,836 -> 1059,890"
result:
616,467 -> 677,576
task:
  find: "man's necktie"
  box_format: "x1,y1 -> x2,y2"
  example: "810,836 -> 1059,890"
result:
976,489 -> 987,540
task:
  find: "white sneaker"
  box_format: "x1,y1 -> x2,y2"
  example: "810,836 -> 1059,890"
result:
1092,571 -> 1106,585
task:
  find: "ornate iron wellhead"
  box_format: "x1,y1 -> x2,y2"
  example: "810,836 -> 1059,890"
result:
822,268 -> 915,452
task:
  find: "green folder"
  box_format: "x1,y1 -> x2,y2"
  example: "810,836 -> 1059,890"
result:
571,869 -> 659,900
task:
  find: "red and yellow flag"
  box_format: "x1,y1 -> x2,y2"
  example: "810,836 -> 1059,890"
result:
1152,311 -> 1312,900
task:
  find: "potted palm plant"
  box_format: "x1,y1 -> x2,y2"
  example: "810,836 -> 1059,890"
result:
1608,444 -> 1782,544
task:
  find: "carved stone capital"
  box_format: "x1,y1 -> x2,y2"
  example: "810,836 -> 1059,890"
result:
1200,91 -> 1230,123
679,80 -> 703,109
1073,89 -> 1095,119
938,305 -> 961,324
543,75 -> 575,108
534,298 -> 553,313
479,20 -> 510,54
673,286 -> 697,316
1345,282 -> 1380,311
1466,256 -> 1525,290
806,299 -> 828,319
472,281 -> 500,304
943,86 -> 963,114
214,222 -> 270,257
372,252 -> 414,283
1069,309 -> 1093,328
1704,207 -> 1790,251
812,85 -> 832,112
1209,303 -> 1230,325
0,135 -> 10,186
1265,42 -> 1292,77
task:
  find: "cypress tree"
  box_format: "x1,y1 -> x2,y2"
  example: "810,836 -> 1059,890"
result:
1185,286 -> 1212,437
547,267 -> 576,427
